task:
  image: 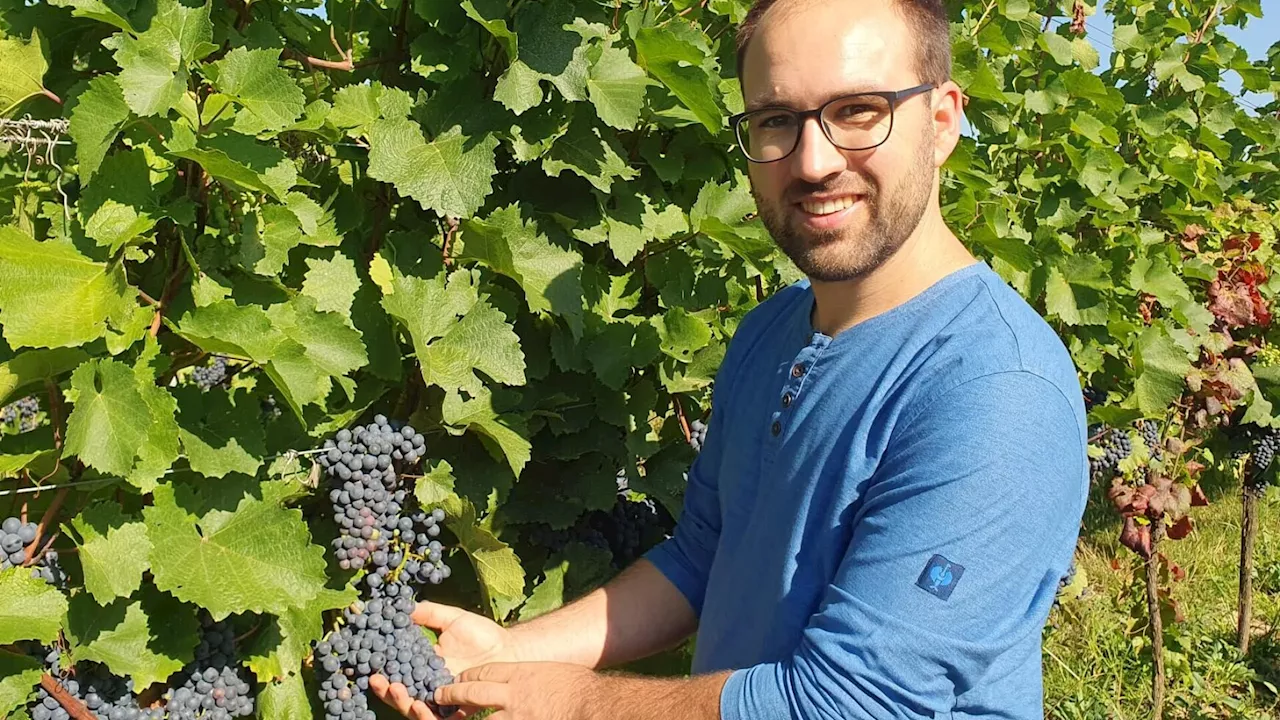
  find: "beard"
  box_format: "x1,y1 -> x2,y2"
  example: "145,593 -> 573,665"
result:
753,132 -> 935,283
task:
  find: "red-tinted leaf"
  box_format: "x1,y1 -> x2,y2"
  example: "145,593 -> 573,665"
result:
1167,516 -> 1193,540
1208,277 -> 1258,328
1190,484 -> 1209,506
1120,517 -> 1152,558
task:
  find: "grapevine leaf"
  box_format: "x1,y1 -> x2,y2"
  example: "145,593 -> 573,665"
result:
653,307 -> 711,362
518,559 -> 568,621
47,0 -> 136,31
245,586 -> 355,682
0,348 -> 89,406
633,24 -> 723,133
586,45 -> 653,130
441,387 -> 531,478
0,649 -> 41,719
208,47 -> 305,134
165,125 -> 297,200
366,119 -> 499,219
604,192 -> 687,265
143,481 -> 329,619
0,429 -> 57,479
414,458 -> 456,507
241,203 -> 339,276
0,227 -> 136,349
376,258 -> 526,393
0,31 -> 49,116
1132,324 -> 1192,416
80,149 -> 165,253
302,254 -> 361,318
460,0 -> 516,59
494,61 -> 545,115
541,109 -> 638,193
458,205 -> 585,336
257,673 -> 312,719
68,75 -> 131,180
109,0 -> 215,116
328,82 -> 412,135
439,495 -> 525,617
64,358 -> 151,477
65,589 -> 199,689
491,0 -> 589,114
0,567 -> 67,644
175,387 -> 267,478
68,502 -> 152,604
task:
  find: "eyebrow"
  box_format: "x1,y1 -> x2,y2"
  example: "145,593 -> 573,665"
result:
744,85 -> 885,113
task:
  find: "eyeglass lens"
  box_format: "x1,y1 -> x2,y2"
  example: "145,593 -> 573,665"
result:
738,94 -> 894,162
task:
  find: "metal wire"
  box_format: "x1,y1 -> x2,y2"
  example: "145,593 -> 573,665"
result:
0,115 -> 71,222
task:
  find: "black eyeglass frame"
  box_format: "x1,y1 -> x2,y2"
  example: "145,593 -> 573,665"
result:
728,82 -> 936,163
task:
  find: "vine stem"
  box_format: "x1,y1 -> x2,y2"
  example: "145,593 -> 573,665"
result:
40,675 -> 95,720
673,396 -> 691,444
1145,521 -> 1166,720
40,89 -> 63,105
23,486 -> 69,565
1238,485 -> 1259,653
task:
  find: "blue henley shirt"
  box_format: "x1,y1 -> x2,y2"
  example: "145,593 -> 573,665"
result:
645,261 -> 1089,719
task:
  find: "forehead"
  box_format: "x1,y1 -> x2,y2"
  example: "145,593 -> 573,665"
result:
741,0 -> 916,108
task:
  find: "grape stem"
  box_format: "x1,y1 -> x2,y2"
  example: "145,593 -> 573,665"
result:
23,486 -> 69,565
672,396 -> 691,444
40,674 -> 95,720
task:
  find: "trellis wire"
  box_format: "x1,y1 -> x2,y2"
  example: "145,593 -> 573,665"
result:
0,115 -> 71,222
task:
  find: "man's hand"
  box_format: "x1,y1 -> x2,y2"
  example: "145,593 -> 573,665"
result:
370,601 -> 524,719
433,662 -> 600,720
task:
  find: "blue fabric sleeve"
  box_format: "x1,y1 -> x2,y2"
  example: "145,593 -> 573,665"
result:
720,371 -> 1086,719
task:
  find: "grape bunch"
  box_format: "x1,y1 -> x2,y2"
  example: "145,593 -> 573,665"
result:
165,617 -> 255,720
526,522 -> 611,556
1139,420 -> 1163,461
314,585 -> 457,719
192,356 -> 230,391
1088,426 -> 1132,481
1081,386 -> 1101,411
689,419 -> 708,453
31,648 -> 164,720
1246,426 -> 1280,494
601,495 -> 670,568
1,395 -> 39,432
1,515 -> 37,567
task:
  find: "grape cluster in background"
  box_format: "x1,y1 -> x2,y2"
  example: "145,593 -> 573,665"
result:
1,395 -> 39,432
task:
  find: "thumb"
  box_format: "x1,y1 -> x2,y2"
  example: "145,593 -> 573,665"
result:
411,600 -> 470,631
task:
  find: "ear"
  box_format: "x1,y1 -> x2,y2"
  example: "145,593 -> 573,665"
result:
930,80 -> 965,168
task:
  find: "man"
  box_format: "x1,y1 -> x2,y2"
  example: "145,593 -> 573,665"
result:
371,0 -> 1088,717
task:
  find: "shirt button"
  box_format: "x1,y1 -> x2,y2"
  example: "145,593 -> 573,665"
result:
781,392 -> 793,408
771,420 -> 782,436
791,363 -> 806,378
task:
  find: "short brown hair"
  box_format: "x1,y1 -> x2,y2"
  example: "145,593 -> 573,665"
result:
735,0 -> 952,87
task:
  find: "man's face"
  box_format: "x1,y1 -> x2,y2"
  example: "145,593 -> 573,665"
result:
741,0 -> 940,282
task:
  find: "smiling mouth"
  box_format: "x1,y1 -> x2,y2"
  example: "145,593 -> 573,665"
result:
799,195 -> 861,216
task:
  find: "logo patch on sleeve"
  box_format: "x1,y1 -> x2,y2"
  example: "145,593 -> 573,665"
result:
916,554 -> 965,600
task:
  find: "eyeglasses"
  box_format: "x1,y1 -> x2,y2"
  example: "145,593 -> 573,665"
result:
729,83 -> 935,163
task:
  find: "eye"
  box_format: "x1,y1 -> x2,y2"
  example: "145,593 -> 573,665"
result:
751,111 -> 795,131
835,104 -> 878,120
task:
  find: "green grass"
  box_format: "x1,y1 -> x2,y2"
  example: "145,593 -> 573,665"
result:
1045,477 -> 1280,720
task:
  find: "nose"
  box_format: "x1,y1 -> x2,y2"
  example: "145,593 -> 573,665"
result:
789,116 -> 847,183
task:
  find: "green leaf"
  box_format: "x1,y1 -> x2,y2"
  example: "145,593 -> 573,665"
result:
541,109 -> 639,193
328,82 -> 412,135
439,494 -> 524,618
175,387 -> 267,478
492,0 -> 590,114
1040,32 -> 1074,65
68,75 -> 131,180
257,673 -> 313,719
65,589 -> 198,689
80,149 -> 164,253
459,205 -> 585,336
441,387 -> 531,478
0,227 -> 136,349
0,31 -> 49,115
129,358 -> 180,491
68,502 -> 151,604
586,45 -> 653,130
1071,37 -> 1100,71
0,567 -> 66,644
240,203 -> 339,277
110,0 -> 215,116
246,586 -> 355,682
415,459 -> 456,507
518,558 -> 568,621
0,649 -> 41,719
366,118 -> 499,218
461,0 -> 517,59
48,0 -> 136,31
654,307 -> 711,362
208,47 -> 305,134
376,256 -> 525,393
0,348 -> 89,406
143,481 -> 328,619
165,126 -> 297,201
1132,324 -> 1192,416
302,254 -> 361,318
64,358 -> 153,477
634,24 -> 723,133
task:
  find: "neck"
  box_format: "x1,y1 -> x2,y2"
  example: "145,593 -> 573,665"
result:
808,210 -> 975,337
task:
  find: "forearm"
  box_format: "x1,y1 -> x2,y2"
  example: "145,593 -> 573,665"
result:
507,559 -> 698,669
585,670 -> 728,720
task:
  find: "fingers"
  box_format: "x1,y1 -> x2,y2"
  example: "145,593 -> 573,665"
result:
409,700 -> 441,720
411,601 -> 469,631
433,681 -> 510,709
368,675 -> 417,717
456,662 -> 518,683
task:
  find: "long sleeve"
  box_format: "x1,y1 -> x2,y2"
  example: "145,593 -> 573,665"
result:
720,371 -> 1088,719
